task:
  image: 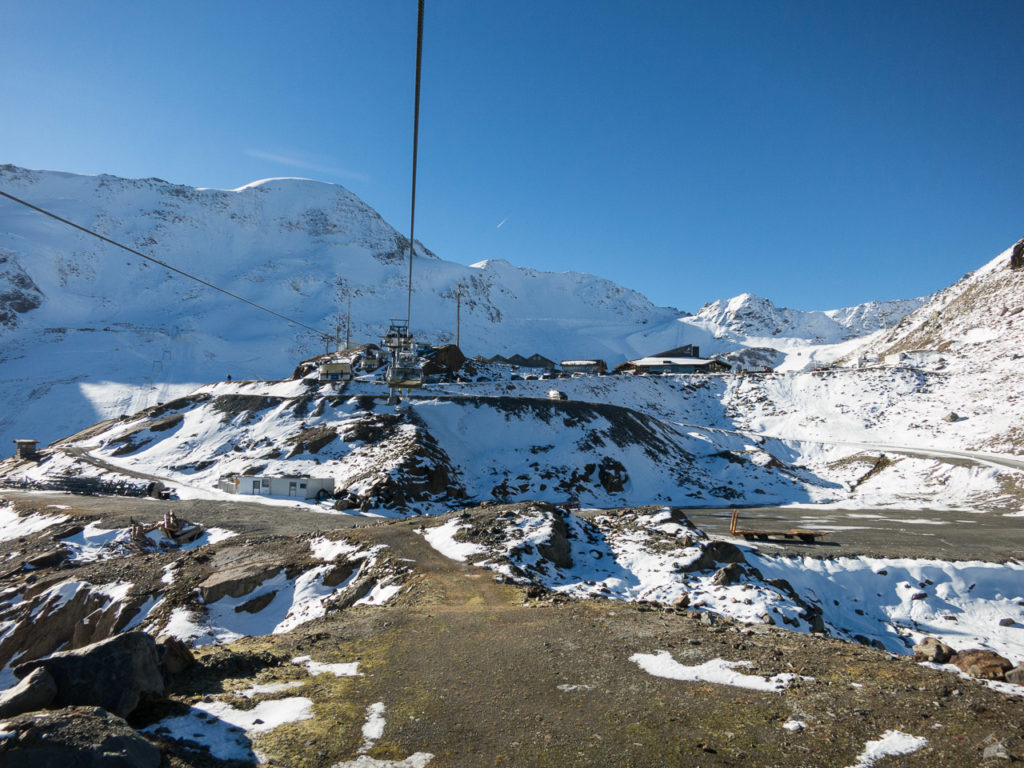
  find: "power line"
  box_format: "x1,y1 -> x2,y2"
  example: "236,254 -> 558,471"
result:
0,188 -> 330,340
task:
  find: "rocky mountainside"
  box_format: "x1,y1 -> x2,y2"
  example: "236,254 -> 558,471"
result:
829,237 -> 1024,453
855,237 -> 1024,372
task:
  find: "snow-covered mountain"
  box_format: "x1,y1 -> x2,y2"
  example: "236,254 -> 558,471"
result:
0,165 -> 922,445
690,293 -> 925,343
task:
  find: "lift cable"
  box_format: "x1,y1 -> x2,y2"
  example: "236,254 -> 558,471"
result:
406,0 -> 425,326
0,188 -> 330,340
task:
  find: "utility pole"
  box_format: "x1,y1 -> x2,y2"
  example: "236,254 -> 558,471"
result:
455,283 -> 462,349
345,294 -> 352,349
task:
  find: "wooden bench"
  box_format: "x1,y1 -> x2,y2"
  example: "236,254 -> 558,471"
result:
729,509 -> 829,543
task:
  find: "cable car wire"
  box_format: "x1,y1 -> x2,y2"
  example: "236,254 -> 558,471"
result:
0,188 -> 330,340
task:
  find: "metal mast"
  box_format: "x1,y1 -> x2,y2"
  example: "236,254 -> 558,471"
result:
407,0 -> 424,325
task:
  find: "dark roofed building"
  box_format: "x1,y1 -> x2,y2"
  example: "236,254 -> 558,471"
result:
523,353 -> 555,369
485,353 -> 555,369
560,359 -> 607,374
652,344 -> 700,358
618,356 -> 730,375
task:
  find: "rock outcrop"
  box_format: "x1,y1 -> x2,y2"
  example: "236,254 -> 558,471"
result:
950,649 -> 1014,681
0,706 -> 161,768
0,666 -> 57,717
0,579 -> 149,672
13,631 -> 165,717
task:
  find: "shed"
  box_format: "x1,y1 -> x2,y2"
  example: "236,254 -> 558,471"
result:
12,439 -> 39,461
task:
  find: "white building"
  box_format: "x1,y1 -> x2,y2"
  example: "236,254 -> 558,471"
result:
318,361 -> 354,382
884,350 -> 945,369
217,475 -> 335,500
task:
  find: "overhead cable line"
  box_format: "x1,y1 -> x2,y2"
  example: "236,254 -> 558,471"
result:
406,0 -> 425,325
0,188 -> 330,340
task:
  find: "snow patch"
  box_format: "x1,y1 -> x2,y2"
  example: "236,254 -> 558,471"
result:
630,651 -> 810,692
844,730 -> 927,768
292,655 -> 361,678
419,519 -> 486,562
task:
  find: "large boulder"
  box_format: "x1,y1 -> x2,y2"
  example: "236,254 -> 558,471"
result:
13,631 -> 165,717
155,635 -> 196,678
682,540 -> 746,572
912,637 -> 956,664
1006,665 -> 1024,686
0,706 -> 161,768
950,649 -> 1014,681
0,666 -> 57,717
712,562 -> 745,586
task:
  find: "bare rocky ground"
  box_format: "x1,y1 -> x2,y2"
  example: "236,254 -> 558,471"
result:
1,491 -> 1022,767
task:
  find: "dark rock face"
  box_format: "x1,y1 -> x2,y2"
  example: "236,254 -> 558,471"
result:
0,253 -> 44,329
322,561 -> 357,587
155,635 -> 195,678
0,706 -> 161,768
22,547 -> 69,569
0,580 -> 148,673
197,546 -> 287,603
536,509 -> 574,569
14,632 -> 166,717
1010,238 -> 1024,270
597,457 -> 629,493
287,424 -> 338,456
210,394 -> 282,424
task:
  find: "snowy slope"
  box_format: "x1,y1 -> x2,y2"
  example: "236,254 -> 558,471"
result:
6,376 -> 843,513
7,357 -> 1022,514
0,165 -> 922,446
0,165 -> 675,445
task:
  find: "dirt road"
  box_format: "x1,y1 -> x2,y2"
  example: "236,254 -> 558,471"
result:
680,505 -> 1024,562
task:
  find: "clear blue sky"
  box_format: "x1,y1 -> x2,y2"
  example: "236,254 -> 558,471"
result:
3,0 -> 1022,312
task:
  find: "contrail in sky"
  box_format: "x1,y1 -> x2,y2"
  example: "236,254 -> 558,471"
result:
496,217 -> 508,229
244,149 -> 370,183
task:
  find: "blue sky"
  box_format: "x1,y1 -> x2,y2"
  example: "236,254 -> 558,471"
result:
3,0 -> 1022,312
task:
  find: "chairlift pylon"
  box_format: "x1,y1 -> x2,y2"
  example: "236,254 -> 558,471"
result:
382,320 -> 423,394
